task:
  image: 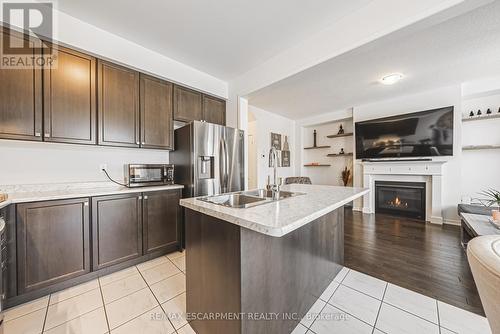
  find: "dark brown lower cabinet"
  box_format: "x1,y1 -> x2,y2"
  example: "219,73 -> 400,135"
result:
143,190 -> 180,254
92,193 -> 143,270
16,198 -> 90,294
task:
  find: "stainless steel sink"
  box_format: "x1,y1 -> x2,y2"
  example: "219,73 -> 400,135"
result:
242,189 -> 301,200
198,189 -> 305,208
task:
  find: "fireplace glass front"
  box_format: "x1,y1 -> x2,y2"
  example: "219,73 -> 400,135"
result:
375,181 -> 426,220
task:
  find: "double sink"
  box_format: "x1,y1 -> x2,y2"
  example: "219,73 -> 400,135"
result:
198,189 -> 305,208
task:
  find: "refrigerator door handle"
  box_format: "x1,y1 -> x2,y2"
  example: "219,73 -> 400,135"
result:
219,138 -> 228,193
223,137 -> 230,192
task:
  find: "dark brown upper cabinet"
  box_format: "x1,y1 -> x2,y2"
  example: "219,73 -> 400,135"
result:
43,46 -> 96,145
173,85 -> 202,123
97,61 -> 140,147
16,198 -> 91,294
143,190 -> 180,254
92,193 -> 143,270
0,28 -> 43,141
202,94 -> 226,126
140,74 -> 173,150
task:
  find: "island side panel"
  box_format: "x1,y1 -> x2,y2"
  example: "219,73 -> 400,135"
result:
185,209 -> 242,334
240,207 -> 344,334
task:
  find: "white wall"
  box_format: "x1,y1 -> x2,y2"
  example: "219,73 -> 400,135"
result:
352,85 -> 463,224
294,109 -> 354,185
461,78 -> 500,201
0,140 -> 169,185
299,121 -> 354,186
247,118 -> 258,189
247,105 -> 296,188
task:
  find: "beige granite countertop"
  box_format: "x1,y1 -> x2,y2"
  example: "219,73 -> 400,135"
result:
180,184 -> 369,237
0,182 -> 184,209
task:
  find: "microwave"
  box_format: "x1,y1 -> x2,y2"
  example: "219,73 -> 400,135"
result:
125,164 -> 174,188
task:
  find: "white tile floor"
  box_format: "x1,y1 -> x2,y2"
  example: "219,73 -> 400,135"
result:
300,268 -> 492,334
3,251 -> 491,334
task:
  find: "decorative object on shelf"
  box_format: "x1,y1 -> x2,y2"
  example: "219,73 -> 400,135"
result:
281,151 -> 290,167
271,132 -> 282,150
469,111 -> 475,117
338,125 -> 345,135
0,193 -> 7,203
498,107 -> 500,113
341,165 -> 352,187
477,188 -> 500,223
477,109 -> 482,116
313,130 -> 317,147
339,148 -> 345,155
283,135 -> 290,151
281,136 -> 291,167
487,108 -> 492,115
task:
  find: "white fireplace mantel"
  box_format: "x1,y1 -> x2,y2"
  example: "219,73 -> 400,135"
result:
361,160 -> 447,224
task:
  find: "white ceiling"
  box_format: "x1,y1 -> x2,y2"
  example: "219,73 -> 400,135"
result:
55,0 -> 372,80
247,1 -> 500,120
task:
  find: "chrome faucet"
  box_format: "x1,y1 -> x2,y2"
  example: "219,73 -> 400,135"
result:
268,146 -> 283,200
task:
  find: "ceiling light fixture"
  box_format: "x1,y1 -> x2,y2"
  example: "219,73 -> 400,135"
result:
380,73 -> 404,85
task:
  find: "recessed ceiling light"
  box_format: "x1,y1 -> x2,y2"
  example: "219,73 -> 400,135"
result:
380,73 -> 404,85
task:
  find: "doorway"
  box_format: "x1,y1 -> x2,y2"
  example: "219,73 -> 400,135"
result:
248,111 -> 257,189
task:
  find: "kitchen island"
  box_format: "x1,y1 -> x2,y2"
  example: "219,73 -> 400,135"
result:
180,184 -> 369,334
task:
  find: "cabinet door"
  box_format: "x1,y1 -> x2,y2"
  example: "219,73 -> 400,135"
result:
143,190 -> 180,254
202,95 -> 226,126
140,74 -> 173,149
17,198 -> 90,294
44,46 -> 96,144
97,61 -> 140,147
92,194 -> 142,270
173,85 -> 202,122
0,29 -> 42,141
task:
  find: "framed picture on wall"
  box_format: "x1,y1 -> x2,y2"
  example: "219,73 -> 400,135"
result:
282,150 -> 290,167
271,133 -> 282,150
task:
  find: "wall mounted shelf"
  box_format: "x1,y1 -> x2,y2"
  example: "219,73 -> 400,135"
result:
326,133 -> 353,139
462,145 -> 500,151
462,114 -> 500,123
304,164 -> 331,167
304,145 -> 331,150
327,153 -> 353,157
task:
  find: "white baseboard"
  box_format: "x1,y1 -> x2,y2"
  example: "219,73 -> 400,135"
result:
443,219 -> 461,226
352,207 -> 363,212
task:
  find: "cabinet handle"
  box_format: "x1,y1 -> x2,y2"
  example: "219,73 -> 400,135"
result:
84,202 -> 89,206
144,195 -> 148,200
138,196 -> 142,200
136,141 -> 140,145
141,142 -> 145,145
45,133 -> 50,138
35,132 -> 41,137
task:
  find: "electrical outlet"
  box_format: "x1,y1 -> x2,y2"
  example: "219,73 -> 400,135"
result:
99,164 -> 107,171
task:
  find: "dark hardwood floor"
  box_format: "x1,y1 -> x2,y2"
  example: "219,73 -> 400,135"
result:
344,209 -> 484,316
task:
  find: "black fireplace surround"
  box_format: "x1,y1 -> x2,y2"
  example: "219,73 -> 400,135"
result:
375,181 -> 426,220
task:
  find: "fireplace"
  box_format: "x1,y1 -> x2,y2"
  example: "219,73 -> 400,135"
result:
375,181 -> 426,220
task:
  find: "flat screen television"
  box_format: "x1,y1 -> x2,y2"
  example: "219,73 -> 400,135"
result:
355,106 -> 454,159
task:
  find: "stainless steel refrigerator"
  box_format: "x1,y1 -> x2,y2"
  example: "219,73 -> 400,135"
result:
171,121 -> 245,197
170,121 -> 245,245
